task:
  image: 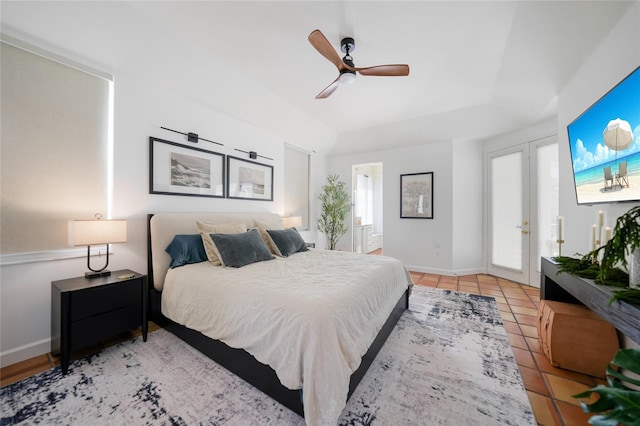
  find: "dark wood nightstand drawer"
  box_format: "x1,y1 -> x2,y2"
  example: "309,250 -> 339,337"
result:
70,279 -> 142,321
52,270 -> 148,374
70,305 -> 142,350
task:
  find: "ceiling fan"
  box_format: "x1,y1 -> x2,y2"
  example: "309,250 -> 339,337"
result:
308,29 -> 410,99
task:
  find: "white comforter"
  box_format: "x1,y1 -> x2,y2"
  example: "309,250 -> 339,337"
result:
161,249 -> 411,426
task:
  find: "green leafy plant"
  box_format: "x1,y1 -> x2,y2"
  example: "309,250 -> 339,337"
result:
590,206 -> 640,284
573,348 -> 640,425
554,256 -> 628,287
318,174 -> 351,250
555,206 -> 640,304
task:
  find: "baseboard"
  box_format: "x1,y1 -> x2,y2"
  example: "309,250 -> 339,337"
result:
406,265 -> 486,277
1,337 -> 51,368
452,267 -> 487,276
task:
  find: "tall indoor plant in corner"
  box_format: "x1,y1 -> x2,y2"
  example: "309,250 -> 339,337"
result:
318,174 -> 350,250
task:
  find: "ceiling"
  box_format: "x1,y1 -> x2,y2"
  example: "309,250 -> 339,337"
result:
1,1 -> 635,155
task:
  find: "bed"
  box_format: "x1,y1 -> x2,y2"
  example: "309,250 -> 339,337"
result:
147,212 -> 412,426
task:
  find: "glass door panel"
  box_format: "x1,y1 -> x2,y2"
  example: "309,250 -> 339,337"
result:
491,152 -> 523,270
532,142 -> 559,287
488,146 -> 529,284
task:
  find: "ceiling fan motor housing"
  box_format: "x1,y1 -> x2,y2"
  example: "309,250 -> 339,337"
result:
341,37 -> 356,72
340,37 -> 355,54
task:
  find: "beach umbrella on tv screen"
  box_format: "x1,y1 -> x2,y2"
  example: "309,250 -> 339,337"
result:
603,118 -> 633,152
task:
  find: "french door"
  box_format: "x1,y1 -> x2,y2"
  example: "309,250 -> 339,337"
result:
487,138 -> 558,287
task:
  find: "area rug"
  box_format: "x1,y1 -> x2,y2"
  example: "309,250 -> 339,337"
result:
0,286 -> 535,425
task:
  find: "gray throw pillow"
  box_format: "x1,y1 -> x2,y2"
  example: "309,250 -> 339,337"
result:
211,228 -> 274,268
266,227 -> 308,257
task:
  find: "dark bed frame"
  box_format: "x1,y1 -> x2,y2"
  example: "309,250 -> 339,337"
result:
147,214 -> 410,417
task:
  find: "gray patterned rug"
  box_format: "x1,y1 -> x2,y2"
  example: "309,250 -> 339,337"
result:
1,286 -> 535,425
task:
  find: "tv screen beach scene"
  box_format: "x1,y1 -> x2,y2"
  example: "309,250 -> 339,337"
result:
568,67 -> 640,204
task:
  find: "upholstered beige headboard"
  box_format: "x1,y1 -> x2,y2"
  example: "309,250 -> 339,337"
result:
148,212 -> 282,291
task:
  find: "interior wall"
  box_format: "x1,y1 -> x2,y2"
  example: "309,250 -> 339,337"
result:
451,139 -> 485,272
557,2 -> 639,345
0,24 -> 332,366
328,141 -> 484,275
558,3 -> 640,259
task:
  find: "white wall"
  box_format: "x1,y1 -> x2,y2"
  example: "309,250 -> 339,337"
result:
558,3 -> 640,260
328,141 -> 484,275
483,119 -> 557,154
0,15 -> 333,366
557,2 -> 639,346
452,139 -> 485,273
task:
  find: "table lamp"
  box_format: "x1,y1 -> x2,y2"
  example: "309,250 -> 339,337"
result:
69,214 -> 127,278
281,216 -> 302,229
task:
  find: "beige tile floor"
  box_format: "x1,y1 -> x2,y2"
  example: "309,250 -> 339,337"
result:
1,274 -> 601,425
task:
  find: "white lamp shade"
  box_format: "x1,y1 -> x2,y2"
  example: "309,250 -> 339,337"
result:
69,219 -> 127,246
281,216 -> 303,228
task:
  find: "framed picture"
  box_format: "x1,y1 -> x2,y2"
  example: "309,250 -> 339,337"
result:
226,155 -> 273,201
149,137 -> 225,198
400,172 -> 433,219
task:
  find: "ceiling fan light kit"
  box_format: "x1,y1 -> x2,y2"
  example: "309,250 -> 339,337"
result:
339,71 -> 356,85
308,29 -> 410,99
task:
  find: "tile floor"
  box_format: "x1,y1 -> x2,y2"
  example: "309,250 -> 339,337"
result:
410,271 -> 602,426
1,274 -> 601,425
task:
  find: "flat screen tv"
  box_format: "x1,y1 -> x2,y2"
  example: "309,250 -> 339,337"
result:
567,66 -> 640,205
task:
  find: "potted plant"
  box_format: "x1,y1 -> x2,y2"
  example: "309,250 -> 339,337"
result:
573,348 -> 640,425
318,174 -> 350,250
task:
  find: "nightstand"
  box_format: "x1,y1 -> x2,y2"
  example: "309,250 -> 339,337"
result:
51,270 -> 148,374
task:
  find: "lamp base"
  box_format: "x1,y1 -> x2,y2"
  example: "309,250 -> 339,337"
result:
85,270 -> 111,279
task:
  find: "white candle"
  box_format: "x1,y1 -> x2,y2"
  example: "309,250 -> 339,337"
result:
591,224 -> 597,251
604,226 -> 612,244
557,216 -> 564,240
598,210 -> 604,229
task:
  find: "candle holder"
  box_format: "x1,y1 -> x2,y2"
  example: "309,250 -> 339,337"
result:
556,239 -> 564,256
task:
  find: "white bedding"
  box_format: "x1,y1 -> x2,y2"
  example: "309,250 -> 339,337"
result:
161,249 -> 411,426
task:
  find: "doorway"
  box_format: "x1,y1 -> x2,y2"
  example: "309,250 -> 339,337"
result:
352,163 -> 383,254
487,137 -> 558,287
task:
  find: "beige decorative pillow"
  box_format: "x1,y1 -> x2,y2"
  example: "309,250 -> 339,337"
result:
196,221 -> 247,265
264,231 -> 283,257
254,219 -> 284,255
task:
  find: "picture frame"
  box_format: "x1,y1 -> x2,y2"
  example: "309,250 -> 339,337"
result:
149,137 -> 225,198
400,172 -> 433,219
227,155 -> 274,201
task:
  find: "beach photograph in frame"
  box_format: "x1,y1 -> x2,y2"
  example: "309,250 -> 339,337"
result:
149,137 -> 224,198
400,172 -> 433,219
567,66 -> 640,205
227,155 -> 273,201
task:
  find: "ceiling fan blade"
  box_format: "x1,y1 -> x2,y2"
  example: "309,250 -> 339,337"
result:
315,76 -> 341,99
354,64 -> 410,76
308,29 -> 345,71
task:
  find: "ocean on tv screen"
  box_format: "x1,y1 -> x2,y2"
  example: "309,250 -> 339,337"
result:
568,66 -> 640,205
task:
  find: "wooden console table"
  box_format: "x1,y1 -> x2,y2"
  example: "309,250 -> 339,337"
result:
541,257 -> 640,343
